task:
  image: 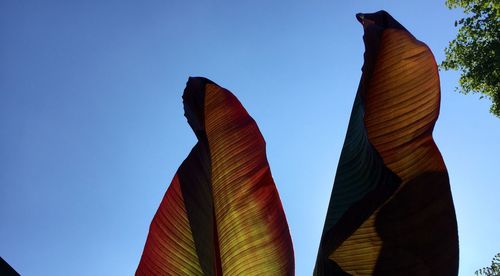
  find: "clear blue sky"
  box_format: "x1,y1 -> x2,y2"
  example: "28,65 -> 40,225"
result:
1,1 -> 499,275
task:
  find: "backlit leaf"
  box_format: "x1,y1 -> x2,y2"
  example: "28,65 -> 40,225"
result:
136,77 -> 294,276
315,11 -> 459,276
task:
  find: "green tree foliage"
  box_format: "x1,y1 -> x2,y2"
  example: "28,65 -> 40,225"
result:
475,253 -> 500,275
440,0 -> 500,117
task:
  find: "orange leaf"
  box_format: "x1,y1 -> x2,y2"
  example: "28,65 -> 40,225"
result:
315,11 -> 459,275
137,77 -> 294,276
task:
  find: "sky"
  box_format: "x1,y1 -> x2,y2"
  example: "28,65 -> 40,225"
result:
1,1 -> 499,275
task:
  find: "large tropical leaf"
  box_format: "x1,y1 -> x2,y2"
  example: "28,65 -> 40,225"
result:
136,77 -> 294,276
314,11 -> 459,275
1,257 -> 20,276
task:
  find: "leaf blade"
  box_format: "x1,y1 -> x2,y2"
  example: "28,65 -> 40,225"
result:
136,78 -> 294,276
316,11 -> 459,276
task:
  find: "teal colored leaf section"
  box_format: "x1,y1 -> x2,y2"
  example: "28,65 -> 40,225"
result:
314,93 -> 401,275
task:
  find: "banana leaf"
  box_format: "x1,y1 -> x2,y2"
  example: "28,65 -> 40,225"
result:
136,77 -> 294,276
314,11 -> 459,276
